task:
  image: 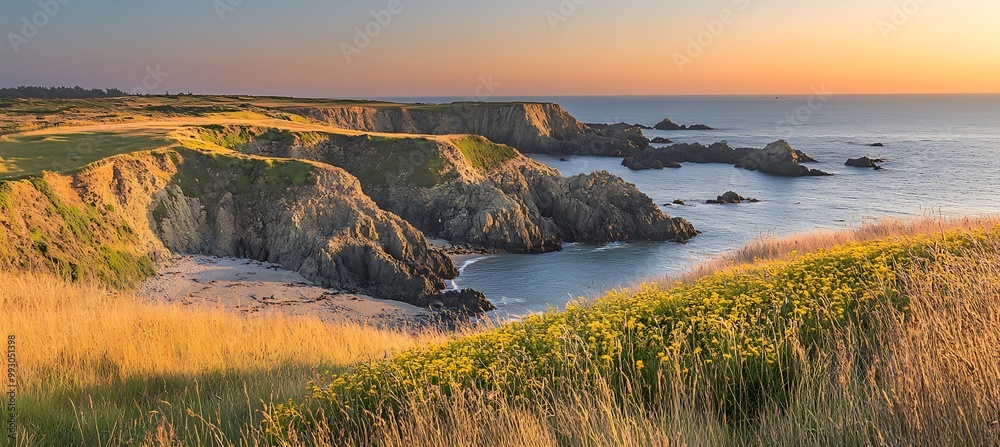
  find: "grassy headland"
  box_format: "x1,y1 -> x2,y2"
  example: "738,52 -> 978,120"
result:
272,217 -> 1000,446
3,217 -> 1000,445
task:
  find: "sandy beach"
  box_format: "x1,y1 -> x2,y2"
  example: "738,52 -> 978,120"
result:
137,255 -> 434,328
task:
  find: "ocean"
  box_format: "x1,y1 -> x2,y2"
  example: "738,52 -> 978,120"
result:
381,95 -> 1000,318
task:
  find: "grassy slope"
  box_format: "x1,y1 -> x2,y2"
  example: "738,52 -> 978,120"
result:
3,218 -> 999,446
0,175 -> 156,289
272,220 -> 1000,446
0,272 -> 453,446
190,124 -> 466,189
451,135 -> 519,170
0,132 -> 171,180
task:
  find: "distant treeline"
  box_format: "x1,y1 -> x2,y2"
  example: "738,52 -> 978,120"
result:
0,86 -> 130,99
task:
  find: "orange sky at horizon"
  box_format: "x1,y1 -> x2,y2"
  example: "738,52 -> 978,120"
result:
300,0 -> 1000,97
2,0 -> 998,96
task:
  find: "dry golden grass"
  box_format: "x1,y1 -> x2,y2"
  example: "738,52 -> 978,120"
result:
0,273 -> 450,391
680,215 -> 1000,281
0,272 -> 451,445
277,235 -> 1000,447
273,218 -> 1000,447
5,217 -> 1000,446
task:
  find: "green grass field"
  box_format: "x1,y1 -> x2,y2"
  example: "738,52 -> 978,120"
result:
0,132 -> 171,180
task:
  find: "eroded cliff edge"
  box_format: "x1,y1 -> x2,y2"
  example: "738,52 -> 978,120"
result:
204,126 -> 696,253
290,102 -> 649,157
0,147 -> 459,305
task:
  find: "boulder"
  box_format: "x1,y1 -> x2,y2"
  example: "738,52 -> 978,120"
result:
705,191 -> 760,205
651,137 -> 673,144
707,191 -> 758,204
672,199 -> 686,206
846,157 -> 884,170
870,143 -> 885,147
625,159 -> 672,170
431,289 -> 496,315
719,191 -> 743,204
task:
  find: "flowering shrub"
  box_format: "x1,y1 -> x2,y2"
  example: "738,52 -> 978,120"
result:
271,227 -> 999,435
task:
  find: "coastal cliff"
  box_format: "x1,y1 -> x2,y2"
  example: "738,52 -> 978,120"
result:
209,126 -> 696,253
0,148 -> 459,305
292,102 -> 650,157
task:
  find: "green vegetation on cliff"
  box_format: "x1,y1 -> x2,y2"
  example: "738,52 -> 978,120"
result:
452,135 -> 518,170
172,147 -> 315,204
354,136 -> 454,188
0,177 -> 155,289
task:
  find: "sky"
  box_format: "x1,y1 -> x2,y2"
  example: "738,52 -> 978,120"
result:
1,0 -> 998,97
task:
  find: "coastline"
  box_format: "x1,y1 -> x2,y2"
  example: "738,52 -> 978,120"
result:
137,255 -> 434,329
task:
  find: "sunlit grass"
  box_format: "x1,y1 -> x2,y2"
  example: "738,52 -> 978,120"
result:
0,131 -> 171,180
4,217 -> 1000,446
0,273 -> 451,445
274,219 -> 1000,446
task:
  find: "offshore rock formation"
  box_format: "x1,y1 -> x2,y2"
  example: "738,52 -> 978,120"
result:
1,148 -> 467,307
219,126 -> 697,253
623,140 -> 831,177
653,118 -> 715,131
707,191 -> 760,204
846,157 -> 884,170
293,102 -> 650,157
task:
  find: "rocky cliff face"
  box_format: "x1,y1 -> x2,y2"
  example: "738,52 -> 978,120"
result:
221,127 -> 696,253
1,148 -> 461,305
623,140 -> 831,177
293,103 -> 649,157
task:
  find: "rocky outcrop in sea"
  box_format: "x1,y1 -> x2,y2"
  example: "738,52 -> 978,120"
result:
653,118 -> 715,131
622,140 -> 831,177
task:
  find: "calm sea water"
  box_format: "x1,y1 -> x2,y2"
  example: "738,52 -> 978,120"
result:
382,95 -> 1000,318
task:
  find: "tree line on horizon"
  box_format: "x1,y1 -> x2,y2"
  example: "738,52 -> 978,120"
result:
0,86 -> 132,99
